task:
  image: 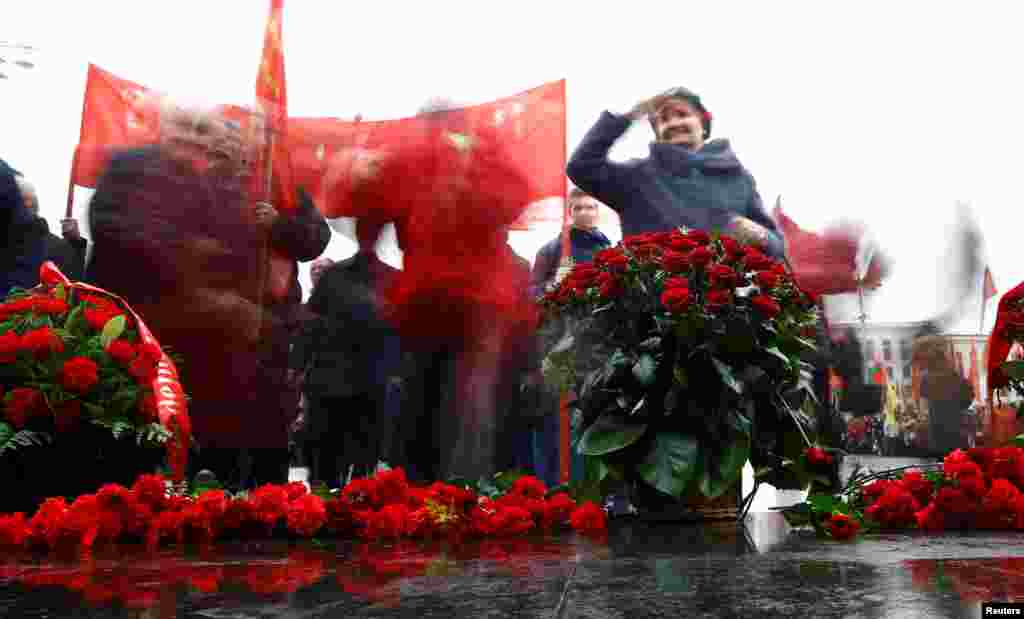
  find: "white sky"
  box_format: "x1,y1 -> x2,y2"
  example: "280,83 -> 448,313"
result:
3,1 -> 1024,332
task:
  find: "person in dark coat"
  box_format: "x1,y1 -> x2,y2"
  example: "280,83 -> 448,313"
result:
87,105 -> 329,489
16,177 -> 88,282
566,86 -> 785,258
293,218 -> 402,487
1,158 -> 45,297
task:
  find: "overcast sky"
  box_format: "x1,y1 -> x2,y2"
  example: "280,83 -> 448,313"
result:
3,1 -> 1023,332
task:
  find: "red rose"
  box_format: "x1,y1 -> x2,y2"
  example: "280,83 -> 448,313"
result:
568,264 -> 600,287
138,341 -> 162,364
510,475 -> 547,500
805,447 -> 834,467
660,251 -> 691,273
667,235 -> 698,253
754,270 -> 780,290
594,248 -> 629,272
744,249 -> 774,271
597,271 -> 624,299
569,501 -> 607,537
4,388 -> 43,428
60,357 -> 100,394
750,294 -> 782,318
899,471 -> 934,506
686,230 -> 711,244
632,244 -> 661,262
704,288 -> 733,312
107,340 -> 137,364
708,263 -> 739,288
84,307 -> 123,332
865,486 -> 920,528
915,503 -> 945,531
543,492 -> 577,528
32,297 -> 69,316
661,287 -> 692,313
718,236 -> 745,259
128,357 -> 158,383
21,327 -> 64,359
663,276 -> 691,289
689,246 -> 714,268
826,513 -> 860,541
0,332 -> 20,363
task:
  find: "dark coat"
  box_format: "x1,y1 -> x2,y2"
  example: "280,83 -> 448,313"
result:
293,252 -> 403,400
529,226 -> 612,298
1,158 -> 45,296
566,111 -> 785,258
87,146 -> 330,449
30,218 -> 88,282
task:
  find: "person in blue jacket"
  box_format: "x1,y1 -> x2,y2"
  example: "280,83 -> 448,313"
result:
1,158 -> 45,297
566,86 -> 784,258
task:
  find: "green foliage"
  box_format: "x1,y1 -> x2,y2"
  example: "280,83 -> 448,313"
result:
577,414 -> 648,456
137,422 -> 172,446
637,433 -> 699,498
0,423 -> 51,455
99,315 -> 127,349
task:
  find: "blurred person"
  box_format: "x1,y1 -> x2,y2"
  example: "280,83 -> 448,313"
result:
16,177 -> 88,281
1,158 -> 45,296
567,86 -> 784,257
293,218 -> 401,487
321,97 -> 538,482
87,104 -> 329,489
913,336 -> 974,457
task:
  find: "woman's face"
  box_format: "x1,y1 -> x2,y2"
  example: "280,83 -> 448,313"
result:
652,98 -> 705,149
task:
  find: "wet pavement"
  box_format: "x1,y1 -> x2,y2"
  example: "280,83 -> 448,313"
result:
1,509 -> 1023,618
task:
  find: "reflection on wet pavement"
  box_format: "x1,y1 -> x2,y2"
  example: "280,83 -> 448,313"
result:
1,513 -> 1022,618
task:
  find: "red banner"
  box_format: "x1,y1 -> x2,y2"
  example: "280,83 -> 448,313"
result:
288,79 -> 567,228
254,0 -> 296,215
70,64 -> 162,189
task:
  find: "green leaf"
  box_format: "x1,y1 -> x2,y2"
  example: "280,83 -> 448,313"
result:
711,357 -> 743,395
53,284 -> 66,302
1012,434 -> 1024,448
728,410 -> 752,435
0,425 -> 51,455
764,346 -> 791,365
64,304 -> 85,335
577,413 -> 648,456
699,434 -> 750,499
637,433 -> 700,498
1003,361 -> 1024,381
633,353 -> 658,387
673,366 -> 689,388
100,315 -> 127,349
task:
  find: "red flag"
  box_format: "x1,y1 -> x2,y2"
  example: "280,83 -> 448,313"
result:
254,0 -> 295,214
289,79 -> 567,227
772,203 -> 886,296
71,64 -> 161,189
983,267 -> 997,301
986,280 -> 1024,400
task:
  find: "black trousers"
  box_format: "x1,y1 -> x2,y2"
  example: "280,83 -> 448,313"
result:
187,447 -> 290,490
306,392 -> 384,488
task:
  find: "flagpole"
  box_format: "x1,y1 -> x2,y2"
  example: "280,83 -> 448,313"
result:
979,271 -> 986,335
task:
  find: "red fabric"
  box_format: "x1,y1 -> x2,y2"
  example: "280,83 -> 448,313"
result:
986,280 -> 1024,400
290,80 -> 566,228
956,351 -> 965,379
772,205 -> 887,296
71,64 -> 161,188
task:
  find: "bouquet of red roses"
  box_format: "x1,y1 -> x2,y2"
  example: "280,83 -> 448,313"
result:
540,228 -> 825,505
0,263 -> 187,466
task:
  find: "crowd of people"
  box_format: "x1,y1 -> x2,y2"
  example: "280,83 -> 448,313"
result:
1,85 -> 983,493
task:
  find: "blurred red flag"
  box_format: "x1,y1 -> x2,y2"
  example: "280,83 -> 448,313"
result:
70,64 -> 161,190
968,341 -> 980,402
983,267 -> 997,301
773,203 -> 887,296
289,79 -> 567,229
254,0 -> 295,215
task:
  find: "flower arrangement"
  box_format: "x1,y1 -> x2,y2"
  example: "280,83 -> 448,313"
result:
539,228 -> 825,508
0,467 -> 607,555
793,446 -> 1024,541
0,263 -> 185,457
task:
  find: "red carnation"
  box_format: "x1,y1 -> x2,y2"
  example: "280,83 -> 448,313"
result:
805,447 -> 834,467
4,387 -> 44,429
510,475 -> 547,500
569,501 -> 607,537
21,327 -> 64,359
754,270 -> 780,290
130,474 -> 168,511
286,494 -> 327,537
899,471 -> 934,506
660,250 -> 691,273
54,400 -> 82,432
689,246 -> 714,268
826,513 -> 860,541
60,357 -> 100,394
661,287 -> 692,314
0,332 -> 21,363
544,492 -> 577,528
0,513 -> 30,548
363,504 -> 408,540
107,340 -> 137,364
128,357 -> 158,383
865,486 -> 920,528
704,288 -> 733,312
284,481 -> 309,502
750,294 -> 782,318
374,468 -> 410,504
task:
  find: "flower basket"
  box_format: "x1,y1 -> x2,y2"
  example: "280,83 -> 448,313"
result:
539,229 -> 829,519
0,262 -> 190,513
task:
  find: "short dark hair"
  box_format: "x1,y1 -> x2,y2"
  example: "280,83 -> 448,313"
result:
568,187 -> 594,211
648,86 -> 712,140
